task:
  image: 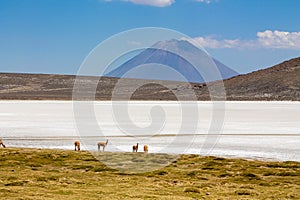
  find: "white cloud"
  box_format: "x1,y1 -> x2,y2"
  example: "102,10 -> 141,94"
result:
182,36 -> 253,49
257,30 -> 300,49
127,40 -> 143,46
183,30 -> 300,50
123,0 -> 175,7
194,0 -> 213,4
103,0 -> 217,7
182,36 -> 257,49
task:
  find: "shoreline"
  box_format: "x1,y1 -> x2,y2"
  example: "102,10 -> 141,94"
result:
2,146 -> 299,163
2,146 -> 300,167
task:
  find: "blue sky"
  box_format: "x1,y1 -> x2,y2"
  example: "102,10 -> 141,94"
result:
0,0 -> 299,74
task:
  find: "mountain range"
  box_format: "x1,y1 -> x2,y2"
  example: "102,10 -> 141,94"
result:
0,57 -> 299,101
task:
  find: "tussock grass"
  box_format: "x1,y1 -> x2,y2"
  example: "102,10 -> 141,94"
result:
0,148 -> 299,199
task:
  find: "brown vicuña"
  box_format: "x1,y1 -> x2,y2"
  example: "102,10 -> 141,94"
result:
132,143 -> 139,152
74,141 -> 80,151
98,139 -> 108,151
143,145 -> 148,153
0,138 -> 6,148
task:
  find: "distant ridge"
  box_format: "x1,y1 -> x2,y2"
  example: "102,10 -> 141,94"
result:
0,57 -> 299,100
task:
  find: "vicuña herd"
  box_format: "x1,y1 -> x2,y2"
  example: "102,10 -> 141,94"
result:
73,140 -> 148,153
0,138 -> 148,153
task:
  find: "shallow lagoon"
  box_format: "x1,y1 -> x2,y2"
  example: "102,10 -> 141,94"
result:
0,101 -> 299,161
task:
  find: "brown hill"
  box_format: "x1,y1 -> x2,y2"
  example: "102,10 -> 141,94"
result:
224,57 -> 300,100
0,57 -> 299,100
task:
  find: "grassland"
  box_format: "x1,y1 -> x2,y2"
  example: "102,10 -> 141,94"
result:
0,148 -> 299,199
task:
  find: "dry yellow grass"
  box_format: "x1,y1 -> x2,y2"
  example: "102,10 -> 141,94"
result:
0,148 -> 299,199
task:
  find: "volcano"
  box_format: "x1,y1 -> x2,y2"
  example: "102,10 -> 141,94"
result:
105,39 -> 239,83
